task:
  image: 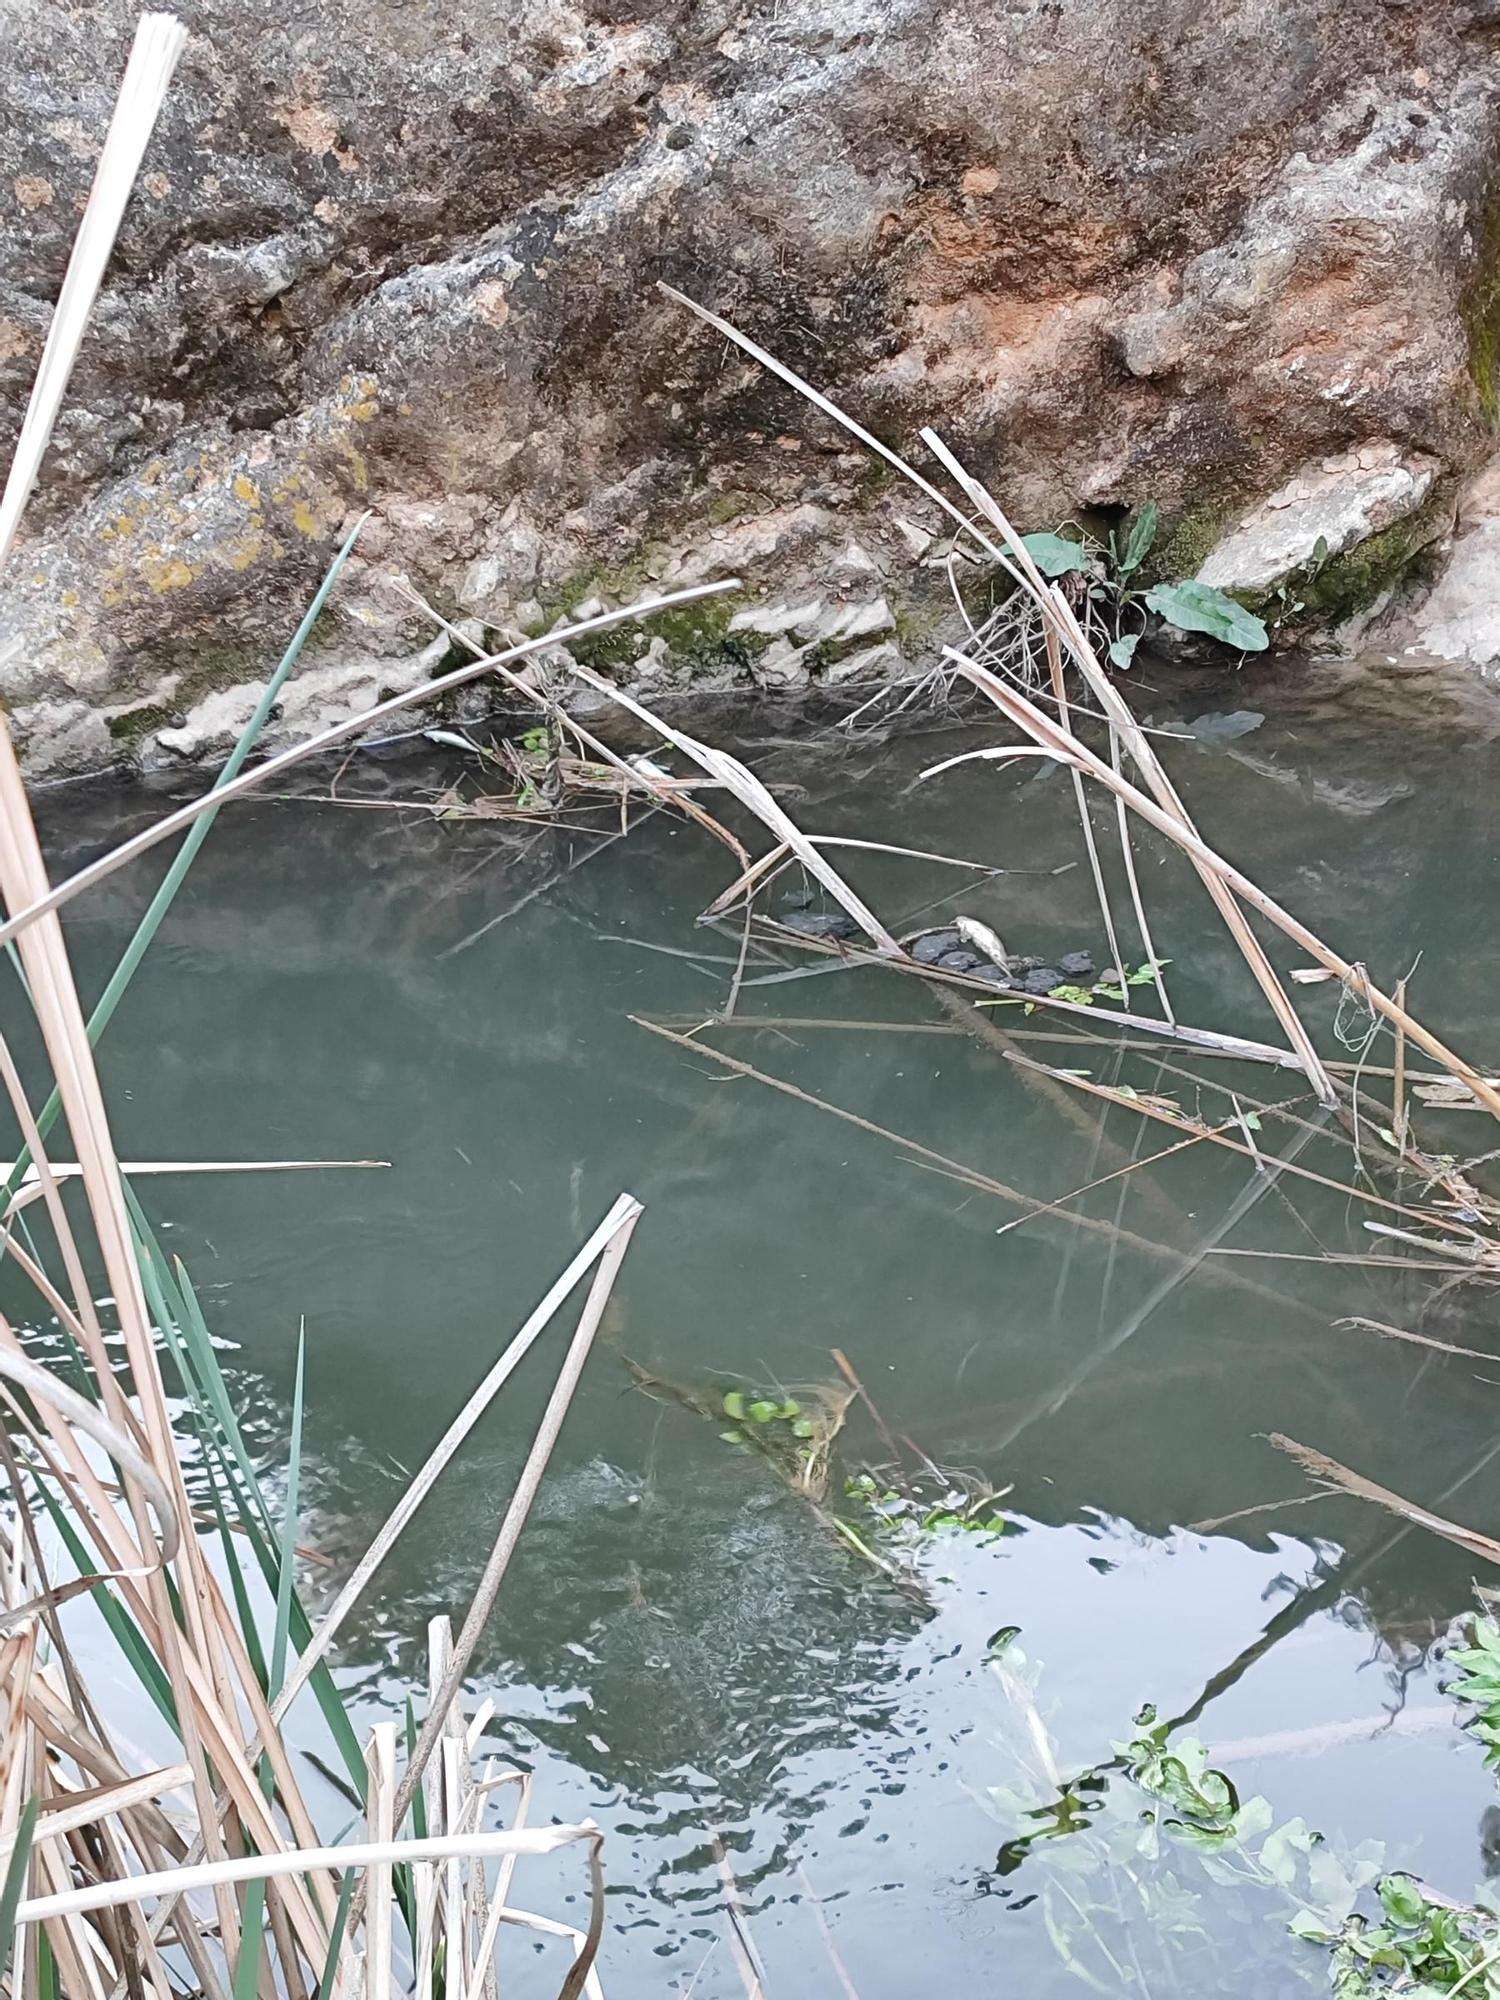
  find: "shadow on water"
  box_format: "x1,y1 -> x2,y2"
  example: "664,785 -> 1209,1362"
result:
14,651 -> 1500,1995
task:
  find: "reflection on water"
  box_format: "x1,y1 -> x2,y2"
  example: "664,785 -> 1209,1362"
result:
15,652 -> 1500,1994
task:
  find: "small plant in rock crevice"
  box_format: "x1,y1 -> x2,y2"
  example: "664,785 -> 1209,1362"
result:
1018,500 -> 1271,667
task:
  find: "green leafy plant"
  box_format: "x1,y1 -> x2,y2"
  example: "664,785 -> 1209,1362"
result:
1144,579 -> 1270,652
1108,498 -> 1159,582
1444,1616 -> 1500,1768
1093,958 -> 1172,1002
1300,1879 -> 1500,1996
843,1470 -> 1008,1544
1021,531 -> 1097,579
985,1656 -> 1500,2000
1014,504 -> 1270,665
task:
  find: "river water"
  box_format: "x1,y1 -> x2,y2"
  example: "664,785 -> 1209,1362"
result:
22,651 -> 1500,1996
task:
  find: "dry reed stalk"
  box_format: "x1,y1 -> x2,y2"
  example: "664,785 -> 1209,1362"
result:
630,1015 -> 1324,1321
752,918 -> 1309,1068
938,656 -> 1500,1121
1268,1436 -> 1500,1568
1041,614 -> 1130,988
1333,1316 -> 1499,1361
270,1194 -> 641,1735
0,581 -> 741,957
709,1833 -> 769,2000
0,25 -> 639,1990
560,663 -> 900,954
997,1043 -> 1476,1240
663,287 -> 1335,1093
344,1208 -> 639,1947
0,11 -> 349,1980
0,15 -> 185,565
918,430 -> 1335,1101
1107,725 -> 1177,1025
12,1826 -> 602,1928
362,1726 -> 395,2000
133,1198 -> 642,1993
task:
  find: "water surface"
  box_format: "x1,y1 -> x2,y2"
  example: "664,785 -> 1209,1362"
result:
22,651 -> 1500,1996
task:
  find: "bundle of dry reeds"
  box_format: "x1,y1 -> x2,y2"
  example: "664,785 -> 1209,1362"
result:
0,18 -> 760,1999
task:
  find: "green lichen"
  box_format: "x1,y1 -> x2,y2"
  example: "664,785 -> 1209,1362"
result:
704,489 -> 758,526
649,596 -> 769,673
1143,503 -> 1236,587
104,701 -> 177,743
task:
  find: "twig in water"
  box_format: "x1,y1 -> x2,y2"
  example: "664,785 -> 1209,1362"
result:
1333,1316 -> 1500,1362
1267,1435 -> 1500,1567
831,1348 -> 913,1495
795,1863 -> 862,2000
711,1831 -> 768,2000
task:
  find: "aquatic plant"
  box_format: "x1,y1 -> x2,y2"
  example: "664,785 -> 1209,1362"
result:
1447,1618 -> 1500,1770
987,1646 -> 1500,1998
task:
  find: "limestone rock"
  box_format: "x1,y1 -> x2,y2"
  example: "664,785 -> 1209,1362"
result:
1391,451 -> 1500,669
1198,448 -> 1440,596
1,0 -> 1499,766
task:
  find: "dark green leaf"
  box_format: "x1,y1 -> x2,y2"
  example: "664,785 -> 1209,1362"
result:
1119,501 -> 1160,575
0,1796 -> 38,1979
1378,1874 -> 1427,1928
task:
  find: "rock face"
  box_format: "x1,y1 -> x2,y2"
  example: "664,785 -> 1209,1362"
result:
4,0 -> 1500,769
1392,447 -> 1500,669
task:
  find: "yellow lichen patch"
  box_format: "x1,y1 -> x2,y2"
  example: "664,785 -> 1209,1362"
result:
14,175 -> 53,211
291,500 -> 320,536
233,474 -> 262,507
142,556 -> 195,593
216,528 -> 265,572
343,445 -> 369,491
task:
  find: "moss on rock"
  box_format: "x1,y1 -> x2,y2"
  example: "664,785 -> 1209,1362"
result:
1277,486 -> 1456,627
1144,503 -> 1238,586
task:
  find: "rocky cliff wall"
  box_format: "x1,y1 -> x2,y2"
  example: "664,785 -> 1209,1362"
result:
4,0 -> 1500,769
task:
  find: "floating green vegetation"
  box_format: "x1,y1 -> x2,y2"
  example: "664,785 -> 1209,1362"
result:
843,1470 -> 1009,1547
618,1349 -> 1009,1601
1032,959 -> 1172,1009
985,1624 -> 1500,1998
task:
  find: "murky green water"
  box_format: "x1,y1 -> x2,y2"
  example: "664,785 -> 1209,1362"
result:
21,653 -> 1500,1996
